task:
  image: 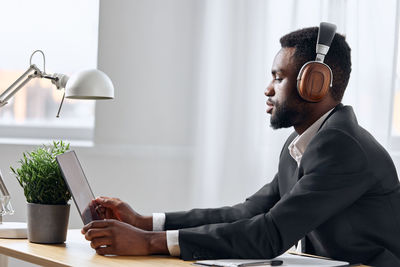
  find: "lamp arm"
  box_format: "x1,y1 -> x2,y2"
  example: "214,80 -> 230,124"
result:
0,65 -> 43,107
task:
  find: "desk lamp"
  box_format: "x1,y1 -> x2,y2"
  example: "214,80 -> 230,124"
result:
0,50 -> 114,116
0,50 -> 114,238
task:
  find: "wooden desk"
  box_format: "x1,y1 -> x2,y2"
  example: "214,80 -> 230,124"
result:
0,229 -> 192,267
0,229 -> 370,267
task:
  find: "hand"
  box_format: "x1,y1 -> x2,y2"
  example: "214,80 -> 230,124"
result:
81,219 -> 168,256
94,196 -> 152,231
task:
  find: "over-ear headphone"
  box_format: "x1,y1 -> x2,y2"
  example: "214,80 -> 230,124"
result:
297,22 -> 337,102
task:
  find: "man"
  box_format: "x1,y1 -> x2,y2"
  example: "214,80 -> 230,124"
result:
82,26 -> 400,266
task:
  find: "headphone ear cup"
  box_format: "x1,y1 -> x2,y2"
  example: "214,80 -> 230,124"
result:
297,62 -> 332,102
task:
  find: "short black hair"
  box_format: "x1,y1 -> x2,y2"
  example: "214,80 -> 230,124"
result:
280,26 -> 351,102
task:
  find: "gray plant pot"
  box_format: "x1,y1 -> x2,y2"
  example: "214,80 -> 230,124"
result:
27,203 -> 70,244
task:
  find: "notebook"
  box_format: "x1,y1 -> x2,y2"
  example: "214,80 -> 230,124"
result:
194,253 -> 349,267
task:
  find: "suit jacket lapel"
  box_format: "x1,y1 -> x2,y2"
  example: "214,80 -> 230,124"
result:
278,144 -> 300,196
290,166 -> 300,189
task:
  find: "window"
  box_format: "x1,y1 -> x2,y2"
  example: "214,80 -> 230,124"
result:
0,0 -> 99,144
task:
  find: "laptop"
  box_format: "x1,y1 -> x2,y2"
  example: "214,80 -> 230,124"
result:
56,150 -> 102,225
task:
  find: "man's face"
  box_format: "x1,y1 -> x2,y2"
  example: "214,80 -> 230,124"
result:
265,48 -> 309,129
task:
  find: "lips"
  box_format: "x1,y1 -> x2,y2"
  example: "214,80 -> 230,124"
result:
266,99 -> 274,114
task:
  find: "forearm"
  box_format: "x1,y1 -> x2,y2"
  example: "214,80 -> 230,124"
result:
165,175 -> 280,230
149,231 -> 169,255
165,205 -> 256,230
138,215 -> 153,231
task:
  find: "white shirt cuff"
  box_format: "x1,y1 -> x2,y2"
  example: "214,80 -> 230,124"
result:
153,213 -> 180,256
152,213 -> 166,231
166,230 -> 180,256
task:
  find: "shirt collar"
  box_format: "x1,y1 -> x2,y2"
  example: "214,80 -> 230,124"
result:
288,108 -> 334,166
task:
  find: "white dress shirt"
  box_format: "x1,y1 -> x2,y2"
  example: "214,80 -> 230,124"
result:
153,108 -> 334,257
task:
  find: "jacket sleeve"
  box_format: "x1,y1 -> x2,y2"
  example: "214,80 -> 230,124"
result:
165,173 -> 280,230
177,129 -> 373,260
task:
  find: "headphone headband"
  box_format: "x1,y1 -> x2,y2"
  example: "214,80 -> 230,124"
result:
315,22 -> 337,62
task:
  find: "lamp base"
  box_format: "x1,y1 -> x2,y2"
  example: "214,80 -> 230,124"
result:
0,222 -> 27,238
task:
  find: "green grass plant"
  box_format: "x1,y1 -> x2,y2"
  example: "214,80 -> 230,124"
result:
10,141 -> 71,205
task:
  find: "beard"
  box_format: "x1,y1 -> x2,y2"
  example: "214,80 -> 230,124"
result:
270,98 -> 308,129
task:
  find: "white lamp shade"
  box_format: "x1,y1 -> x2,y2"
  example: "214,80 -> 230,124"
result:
65,69 -> 114,99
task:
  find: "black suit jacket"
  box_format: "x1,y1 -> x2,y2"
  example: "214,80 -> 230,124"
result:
165,104 -> 400,266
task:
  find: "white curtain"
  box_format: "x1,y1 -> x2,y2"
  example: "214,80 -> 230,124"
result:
189,0 -> 398,207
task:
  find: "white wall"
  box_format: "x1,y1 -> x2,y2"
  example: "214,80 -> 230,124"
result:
79,0 -> 202,225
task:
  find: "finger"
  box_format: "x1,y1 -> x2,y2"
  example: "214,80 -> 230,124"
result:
96,246 -> 115,256
94,197 -> 107,205
95,197 -> 120,208
82,219 -> 113,232
85,228 -> 111,241
96,206 -> 106,213
98,196 -> 112,199
95,206 -> 107,218
105,209 -> 115,219
95,196 -> 114,202
90,237 -> 113,249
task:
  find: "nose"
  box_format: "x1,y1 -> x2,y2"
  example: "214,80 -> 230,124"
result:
264,82 -> 275,97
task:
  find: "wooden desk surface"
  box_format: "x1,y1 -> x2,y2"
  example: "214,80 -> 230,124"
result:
0,229 -> 192,267
0,229 -> 370,267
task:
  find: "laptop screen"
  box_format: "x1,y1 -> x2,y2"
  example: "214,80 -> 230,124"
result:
56,150 -> 101,225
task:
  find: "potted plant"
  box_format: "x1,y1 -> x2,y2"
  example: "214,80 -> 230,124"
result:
10,141 -> 72,244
